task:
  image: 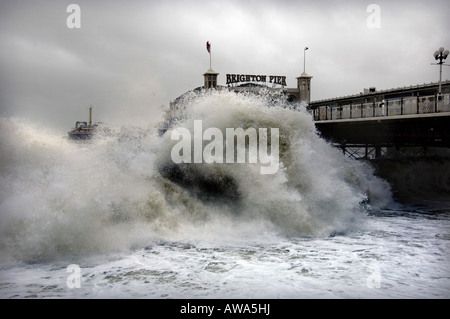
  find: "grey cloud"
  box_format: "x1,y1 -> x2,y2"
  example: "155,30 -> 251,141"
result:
0,0 -> 448,131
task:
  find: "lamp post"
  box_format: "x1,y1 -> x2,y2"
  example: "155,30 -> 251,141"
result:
303,47 -> 309,74
433,47 -> 449,96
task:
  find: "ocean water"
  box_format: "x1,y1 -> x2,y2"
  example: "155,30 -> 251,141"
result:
0,90 -> 449,299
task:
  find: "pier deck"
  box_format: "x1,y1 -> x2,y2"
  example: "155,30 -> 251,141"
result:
310,88 -> 450,159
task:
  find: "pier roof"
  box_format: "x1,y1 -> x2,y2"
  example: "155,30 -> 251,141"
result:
311,79 -> 450,105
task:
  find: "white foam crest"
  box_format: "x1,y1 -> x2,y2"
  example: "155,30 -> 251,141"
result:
0,119 -> 170,261
0,91 -> 393,261
160,90 -> 393,236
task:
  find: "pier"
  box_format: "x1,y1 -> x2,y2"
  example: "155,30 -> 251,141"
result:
167,56 -> 449,161
309,81 -> 450,159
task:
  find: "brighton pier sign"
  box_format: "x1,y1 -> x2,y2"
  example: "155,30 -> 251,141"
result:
226,74 -> 287,87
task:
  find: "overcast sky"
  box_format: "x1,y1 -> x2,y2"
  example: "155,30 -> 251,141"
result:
0,0 -> 449,131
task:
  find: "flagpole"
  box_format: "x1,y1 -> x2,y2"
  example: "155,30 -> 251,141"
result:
303,47 -> 308,73
207,41 -> 212,69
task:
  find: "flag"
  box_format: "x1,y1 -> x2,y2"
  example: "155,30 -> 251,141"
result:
305,47 -> 309,50
206,41 -> 211,53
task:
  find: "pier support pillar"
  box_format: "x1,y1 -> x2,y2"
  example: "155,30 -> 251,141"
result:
375,146 -> 382,159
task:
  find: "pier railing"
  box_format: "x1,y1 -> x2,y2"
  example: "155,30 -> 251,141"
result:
313,93 -> 450,121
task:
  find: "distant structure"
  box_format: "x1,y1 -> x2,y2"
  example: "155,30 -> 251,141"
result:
68,106 -> 99,140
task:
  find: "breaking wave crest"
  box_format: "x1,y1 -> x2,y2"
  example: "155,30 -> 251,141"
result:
0,90 -> 392,262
